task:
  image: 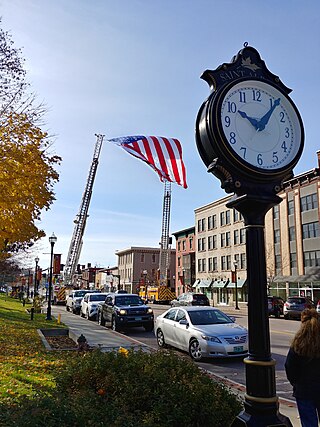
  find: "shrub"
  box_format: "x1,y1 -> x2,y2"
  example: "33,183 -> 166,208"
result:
0,349 -> 242,426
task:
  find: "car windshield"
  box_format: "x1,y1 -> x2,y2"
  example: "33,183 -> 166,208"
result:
288,298 -> 305,304
89,294 -> 107,302
193,294 -> 208,302
74,291 -> 87,298
115,296 -> 144,306
188,309 -> 232,325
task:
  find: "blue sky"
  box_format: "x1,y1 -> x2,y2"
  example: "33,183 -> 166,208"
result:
1,0 -> 319,271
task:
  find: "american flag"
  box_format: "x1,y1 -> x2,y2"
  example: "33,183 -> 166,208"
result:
108,135 -> 187,189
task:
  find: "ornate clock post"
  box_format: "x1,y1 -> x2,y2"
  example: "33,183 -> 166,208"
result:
196,44 -> 304,426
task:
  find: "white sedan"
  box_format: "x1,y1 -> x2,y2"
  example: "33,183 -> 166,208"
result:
154,306 -> 248,361
80,293 -> 109,320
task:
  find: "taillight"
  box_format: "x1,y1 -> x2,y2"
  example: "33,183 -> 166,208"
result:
285,302 -> 289,308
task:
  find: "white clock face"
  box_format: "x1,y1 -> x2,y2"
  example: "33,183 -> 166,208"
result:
219,80 -> 302,172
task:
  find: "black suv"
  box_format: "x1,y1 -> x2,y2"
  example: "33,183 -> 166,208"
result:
170,292 -> 210,307
267,296 -> 284,318
97,293 -> 154,332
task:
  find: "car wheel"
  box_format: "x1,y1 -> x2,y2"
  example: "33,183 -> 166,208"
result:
144,322 -> 154,332
98,312 -> 105,326
111,316 -> 119,332
189,338 -> 203,361
66,305 -> 69,312
156,328 -> 166,348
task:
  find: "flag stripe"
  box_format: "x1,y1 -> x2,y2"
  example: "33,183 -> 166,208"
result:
108,135 -> 187,188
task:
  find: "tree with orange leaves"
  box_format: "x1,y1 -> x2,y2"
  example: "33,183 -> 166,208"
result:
0,20 -> 61,258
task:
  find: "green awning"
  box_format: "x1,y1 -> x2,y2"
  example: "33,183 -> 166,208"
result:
198,279 -> 212,288
211,279 -> 229,288
227,279 -> 247,289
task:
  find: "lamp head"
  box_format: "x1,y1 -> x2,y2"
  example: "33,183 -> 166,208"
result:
35,256 -> 39,263
49,232 -> 57,245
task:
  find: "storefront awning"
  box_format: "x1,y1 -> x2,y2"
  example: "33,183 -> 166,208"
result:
192,279 -> 200,288
199,279 -> 213,288
211,279 -> 229,288
227,279 -> 247,289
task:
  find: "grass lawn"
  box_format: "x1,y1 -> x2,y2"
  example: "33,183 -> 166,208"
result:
0,294 -> 72,404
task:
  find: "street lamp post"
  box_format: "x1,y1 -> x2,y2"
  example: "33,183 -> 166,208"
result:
182,268 -> 185,293
34,257 -> 39,296
143,270 -> 148,300
46,233 -> 57,321
233,262 -> 240,310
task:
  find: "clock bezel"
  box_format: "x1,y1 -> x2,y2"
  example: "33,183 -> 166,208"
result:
208,77 -> 304,177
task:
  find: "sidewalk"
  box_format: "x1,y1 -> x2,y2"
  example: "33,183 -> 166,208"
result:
52,306 -> 300,426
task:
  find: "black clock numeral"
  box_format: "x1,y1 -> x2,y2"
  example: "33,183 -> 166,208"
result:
285,127 -> 290,138
257,153 -> 263,166
240,147 -> 246,158
281,141 -> 287,152
279,111 -> 285,123
227,102 -> 237,113
225,116 -> 231,127
272,152 -> 278,163
229,132 -> 236,144
239,91 -> 246,103
252,90 -> 261,102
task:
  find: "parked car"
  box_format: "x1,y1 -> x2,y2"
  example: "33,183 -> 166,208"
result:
97,293 -> 154,332
283,296 -> 315,320
80,293 -> 109,320
155,306 -> 248,361
66,289 -> 100,314
268,296 -> 284,318
170,293 -> 210,307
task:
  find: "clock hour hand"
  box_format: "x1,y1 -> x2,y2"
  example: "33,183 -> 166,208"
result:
238,110 -> 259,129
257,98 -> 280,131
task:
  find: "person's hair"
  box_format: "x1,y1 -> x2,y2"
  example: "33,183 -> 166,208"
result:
291,309 -> 320,358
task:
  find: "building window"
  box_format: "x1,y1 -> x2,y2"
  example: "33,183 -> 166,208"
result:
213,257 -> 218,271
275,255 -> 282,273
226,210 -> 231,225
234,229 -> 239,245
208,215 -> 217,229
304,251 -> 320,268
240,228 -> 246,244
233,209 -> 239,222
198,258 -> 206,273
289,226 -> 295,242
221,256 -> 226,270
208,257 -> 213,272
274,229 -> 280,244
220,211 -> 225,226
234,253 -> 240,266
152,254 -> 156,263
198,218 -> 206,232
178,257 -> 181,267
288,199 -> 294,216
221,233 -> 226,248
198,238 -> 206,251
240,253 -> 246,269
208,235 -> 213,250
226,231 -> 231,246
273,205 -> 279,219
140,254 -> 145,263
178,241 -> 181,252
226,255 -> 231,270
302,222 -> 320,239
290,253 -> 297,269
208,216 -> 213,230
300,193 -> 318,212
182,240 -> 186,251
189,237 -> 193,250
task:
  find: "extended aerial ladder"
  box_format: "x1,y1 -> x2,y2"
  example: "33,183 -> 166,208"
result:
64,134 -> 105,286
159,180 -> 172,286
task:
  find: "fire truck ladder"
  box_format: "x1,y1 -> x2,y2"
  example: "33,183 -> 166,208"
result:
64,134 -> 105,286
159,180 -> 172,287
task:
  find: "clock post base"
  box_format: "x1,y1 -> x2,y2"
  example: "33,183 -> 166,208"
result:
231,400 -> 292,427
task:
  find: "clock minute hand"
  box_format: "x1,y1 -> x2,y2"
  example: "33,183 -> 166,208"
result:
238,110 -> 259,130
257,98 -> 280,131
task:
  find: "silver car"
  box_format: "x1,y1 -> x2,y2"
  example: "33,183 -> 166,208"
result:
154,306 -> 248,361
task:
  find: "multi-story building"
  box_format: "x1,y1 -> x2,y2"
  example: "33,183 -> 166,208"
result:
172,227 -> 195,296
115,246 -> 176,294
265,151 -> 320,301
174,151 -> 320,307
194,196 -> 247,307
95,266 -> 119,291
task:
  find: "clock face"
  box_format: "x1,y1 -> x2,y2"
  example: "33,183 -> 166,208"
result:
216,79 -> 303,173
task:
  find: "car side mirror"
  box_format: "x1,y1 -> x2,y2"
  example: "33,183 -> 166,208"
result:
228,316 -> 236,323
179,319 -> 189,326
